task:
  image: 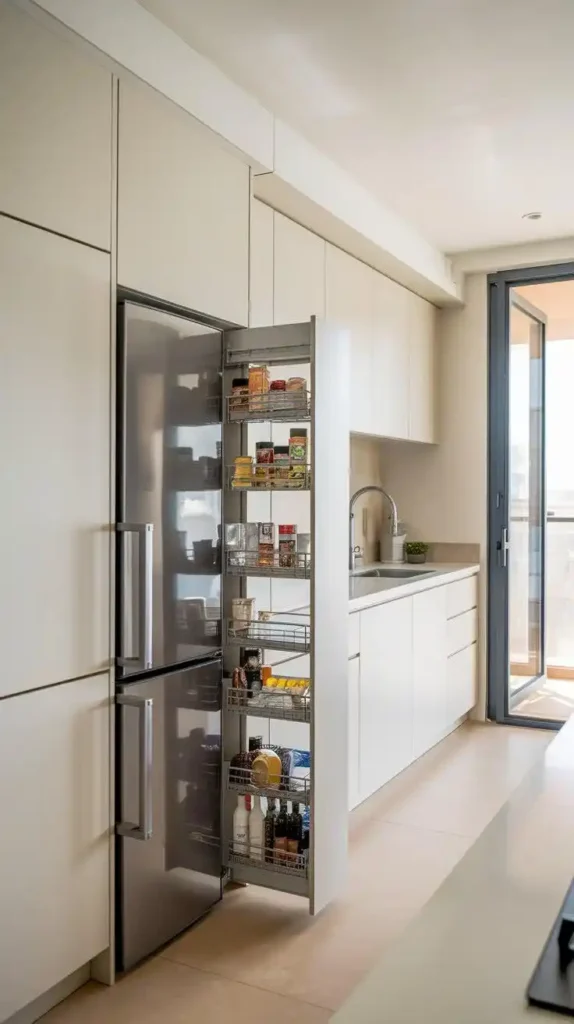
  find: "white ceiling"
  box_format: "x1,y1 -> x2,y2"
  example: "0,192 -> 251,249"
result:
139,0 -> 574,254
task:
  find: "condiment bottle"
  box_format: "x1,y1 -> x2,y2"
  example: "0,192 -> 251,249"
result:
248,795 -> 265,861
233,794 -> 250,855
264,799 -> 278,863
274,800 -> 289,864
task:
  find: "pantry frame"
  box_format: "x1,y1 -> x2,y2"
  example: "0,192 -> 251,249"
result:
220,316 -> 350,914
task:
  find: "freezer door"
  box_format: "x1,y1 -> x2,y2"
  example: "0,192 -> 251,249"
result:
117,301 -> 223,678
117,661 -> 222,971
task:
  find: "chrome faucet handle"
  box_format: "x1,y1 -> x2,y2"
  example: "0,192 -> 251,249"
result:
353,545 -> 364,569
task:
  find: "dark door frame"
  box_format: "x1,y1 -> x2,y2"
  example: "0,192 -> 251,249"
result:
487,260 -> 574,729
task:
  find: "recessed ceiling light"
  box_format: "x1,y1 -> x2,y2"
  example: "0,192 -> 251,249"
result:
522,211 -> 542,220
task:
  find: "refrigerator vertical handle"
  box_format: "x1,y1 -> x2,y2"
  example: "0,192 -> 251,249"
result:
117,523 -> 154,670
116,694 -> 153,841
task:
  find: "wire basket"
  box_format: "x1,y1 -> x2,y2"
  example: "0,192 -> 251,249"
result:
226,615 -> 310,654
226,549 -> 311,580
227,840 -> 308,879
226,763 -> 311,804
226,465 -> 311,491
225,681 -> 311,723
227,389 -> 310,423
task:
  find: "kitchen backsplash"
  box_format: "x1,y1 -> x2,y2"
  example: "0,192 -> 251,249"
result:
350,435 -> 389,563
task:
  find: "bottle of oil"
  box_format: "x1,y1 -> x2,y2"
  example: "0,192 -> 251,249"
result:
273,799 -> 289,864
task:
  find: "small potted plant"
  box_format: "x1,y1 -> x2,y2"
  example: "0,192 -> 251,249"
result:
404,541 -> 429,565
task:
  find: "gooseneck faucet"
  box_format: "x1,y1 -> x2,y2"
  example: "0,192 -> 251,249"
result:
349,485 -> 399,571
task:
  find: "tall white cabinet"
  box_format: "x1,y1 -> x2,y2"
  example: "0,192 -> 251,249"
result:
0,673 -> 110,1023
0,4 -> 113,250
118,78 -> 250,325
0,216 -> 111,700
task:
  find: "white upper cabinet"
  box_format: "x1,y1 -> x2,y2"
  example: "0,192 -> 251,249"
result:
249,199 -> 274,327
0,5 -> 112,250
274,213 -> 325,325
408,292 -> 437,443
0,216 -> 110,699
0,673 -> 110,1022
326,245 -> 373,435
372,273 -> 410,440
118,79 -> 249,325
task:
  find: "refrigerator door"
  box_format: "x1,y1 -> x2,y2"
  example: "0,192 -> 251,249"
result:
117,301 -> 223,678
117,660 -> 222,971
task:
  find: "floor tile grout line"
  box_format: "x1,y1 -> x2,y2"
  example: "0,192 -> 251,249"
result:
158,951 -> 334,1014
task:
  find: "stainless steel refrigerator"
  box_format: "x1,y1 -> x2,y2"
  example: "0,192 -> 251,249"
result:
115,299 -> 224,971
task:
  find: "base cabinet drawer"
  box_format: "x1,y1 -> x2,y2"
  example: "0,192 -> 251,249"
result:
447,644 -> 477,722
349,612 -> 360,658
447,607 -> 478,656
446,575 -> 478,619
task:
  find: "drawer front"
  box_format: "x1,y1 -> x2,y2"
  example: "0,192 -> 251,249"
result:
446,607 -> 478,657
447,643 -> 477,721
349,612 -> 360,659
446,575 -> 478,620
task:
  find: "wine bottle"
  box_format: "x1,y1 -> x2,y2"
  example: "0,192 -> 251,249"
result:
264,799 -> 278,863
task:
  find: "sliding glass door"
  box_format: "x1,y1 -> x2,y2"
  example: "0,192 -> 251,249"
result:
489,278 -> 548,723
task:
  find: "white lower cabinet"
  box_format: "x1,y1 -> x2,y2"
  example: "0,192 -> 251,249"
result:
348,657 -> 360,811
0,674 -> 110,1023
351,574 -> 479,809
412,587 -> 447,758
447,643 -> 478,723
359,598 -> 413,802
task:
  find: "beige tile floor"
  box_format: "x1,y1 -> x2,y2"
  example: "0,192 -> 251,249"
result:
42,722 -> 551,1024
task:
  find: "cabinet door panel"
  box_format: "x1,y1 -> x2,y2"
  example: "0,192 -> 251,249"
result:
249,199 -> 274,327
413,588 -> 447,758
348,657 -> 360,811
0,5 -> 112,249
360,598 -> 413,800
274,213 -> 325,325
118,79 -> 249,324
326,245 -> 373,434
0,674 -> 110,1022
409,293 -> 437,443
0,216 -> 110,697
447,644 -> 477,721
372,274 -> 409,439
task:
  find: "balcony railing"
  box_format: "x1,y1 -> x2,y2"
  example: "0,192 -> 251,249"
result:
509,513 -> 574,676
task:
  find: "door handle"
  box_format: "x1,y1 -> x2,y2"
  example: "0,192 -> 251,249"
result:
500,527 -> 510,568
117,523 -> 153,670
116,694 -> 153,841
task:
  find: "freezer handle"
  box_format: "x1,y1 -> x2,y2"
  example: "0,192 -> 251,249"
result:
117,523 -> 153,670
116,694 -> 153,841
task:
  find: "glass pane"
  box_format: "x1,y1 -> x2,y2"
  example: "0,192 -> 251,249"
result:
508,299 -> 544,700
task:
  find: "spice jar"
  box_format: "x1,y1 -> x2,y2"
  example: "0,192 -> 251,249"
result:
229,377 -> 249,419
289,428 -> 308,489
286,377 -> 308,413
232,455 -> 253,488
248,365 -> 270,413
273,445 -> 290,488
269,379 -> 286,414
258,522 -> 275,567
278,524 -> 297,568
255,441 -> 274,488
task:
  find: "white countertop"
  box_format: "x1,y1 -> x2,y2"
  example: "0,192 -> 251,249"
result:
333,718 -> 574,1024
349,561 -> 480,612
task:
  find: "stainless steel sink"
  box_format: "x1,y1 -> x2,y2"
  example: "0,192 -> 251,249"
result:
355,567 -> 438,579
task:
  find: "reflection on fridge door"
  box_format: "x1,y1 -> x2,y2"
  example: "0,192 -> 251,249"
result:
117,660 -> 222,971
115,298 -> 224,970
